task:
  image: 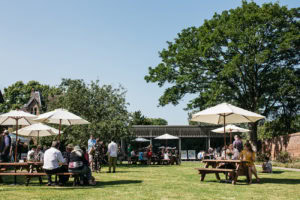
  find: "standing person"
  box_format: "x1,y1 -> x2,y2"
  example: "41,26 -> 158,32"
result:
93,138 -> 102,173
1,130 -> 11,162
10,138 -> 22,162
87,135 -> 96,171
43,141 -> 66,186
233,135 -> 243,152
127,144 -> 132,164
107,139 -> 118,173
239,143 -> 260,184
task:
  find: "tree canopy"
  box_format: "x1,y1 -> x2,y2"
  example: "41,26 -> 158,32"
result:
145,1 -> 300,147
130,110 -> 168,125
47,79 -> 131,145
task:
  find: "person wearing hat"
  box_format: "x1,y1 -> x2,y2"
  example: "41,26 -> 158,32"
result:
64,144 -> 74,164
68,145 -> 96,185
43,141 -> 66,186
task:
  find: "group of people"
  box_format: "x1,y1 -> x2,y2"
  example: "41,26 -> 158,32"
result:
43,141 -> 96,186
88,135 -> 118,173
128,144 -> 180,165
198,135 -> 272,184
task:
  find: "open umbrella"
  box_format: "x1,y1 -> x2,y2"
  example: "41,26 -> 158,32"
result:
155,133 -> 179,147
191,102 -> 265,158
211,124 -> 250,144
133,137 -> 150,142
0,110 -> 36,161
34,108 -> 90,140
16,123 -> 60,145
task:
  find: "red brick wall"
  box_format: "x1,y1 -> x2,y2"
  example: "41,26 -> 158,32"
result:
262,132 -> 300,159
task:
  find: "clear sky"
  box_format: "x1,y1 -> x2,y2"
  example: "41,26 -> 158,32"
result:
0,0 -> 298,125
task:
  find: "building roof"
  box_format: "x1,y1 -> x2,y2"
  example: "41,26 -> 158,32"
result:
132,125 -> 228,138
23,91 -> 42,108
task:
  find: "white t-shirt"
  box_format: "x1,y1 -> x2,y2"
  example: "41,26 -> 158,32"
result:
43,147 -> 65,170
107,141 -> 118,157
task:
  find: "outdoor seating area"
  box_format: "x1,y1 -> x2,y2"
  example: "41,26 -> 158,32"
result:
0,1 -> 299,199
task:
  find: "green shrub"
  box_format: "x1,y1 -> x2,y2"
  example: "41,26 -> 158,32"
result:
276,151 -> 291,163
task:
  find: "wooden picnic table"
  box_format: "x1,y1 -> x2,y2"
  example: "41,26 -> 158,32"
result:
199,159 -> 250,184
0,162 -> 71,185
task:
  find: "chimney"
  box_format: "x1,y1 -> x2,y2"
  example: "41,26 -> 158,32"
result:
31,88 -> 35,97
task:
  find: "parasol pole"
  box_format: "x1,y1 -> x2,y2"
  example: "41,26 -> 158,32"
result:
58,119 -> 62,141
37,131 -> 40,145
224,114 -> 226,159
14,117 -> 19,185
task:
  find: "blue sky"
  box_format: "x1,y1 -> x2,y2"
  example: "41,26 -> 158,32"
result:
0,0 -> 298,125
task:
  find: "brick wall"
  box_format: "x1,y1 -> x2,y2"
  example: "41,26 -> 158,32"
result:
262,132 -> 300,159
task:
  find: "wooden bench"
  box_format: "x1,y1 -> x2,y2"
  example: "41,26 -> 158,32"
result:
195,168 -> 236,182
0,172 -> 80,186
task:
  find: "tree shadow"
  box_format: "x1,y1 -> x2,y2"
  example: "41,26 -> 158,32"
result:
260,178 -> 300,185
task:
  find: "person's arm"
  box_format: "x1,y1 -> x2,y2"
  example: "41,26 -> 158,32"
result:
57,151 -> 65,163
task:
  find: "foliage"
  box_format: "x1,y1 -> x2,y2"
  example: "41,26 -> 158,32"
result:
258,115 -> 300,140
130,111 -> 168,125
145,1 -> 300,147
276,151 -> 292,163
47,79 -> 131,145
256,152 -> 271,162
0,80 -> 61,113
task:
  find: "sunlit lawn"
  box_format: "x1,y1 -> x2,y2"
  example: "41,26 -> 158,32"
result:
0,162 -> 300,200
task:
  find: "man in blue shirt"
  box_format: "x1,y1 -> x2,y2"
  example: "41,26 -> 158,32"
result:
87,135 -> 96,170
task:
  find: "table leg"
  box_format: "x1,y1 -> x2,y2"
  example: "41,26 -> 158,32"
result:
200,173 -> 206,181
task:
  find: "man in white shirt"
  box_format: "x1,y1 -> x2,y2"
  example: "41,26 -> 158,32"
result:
43,141 -> 65,186
107,140 -> 118,173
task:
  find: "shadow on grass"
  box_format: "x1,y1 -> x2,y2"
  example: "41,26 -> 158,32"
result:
260,178 -> 300,185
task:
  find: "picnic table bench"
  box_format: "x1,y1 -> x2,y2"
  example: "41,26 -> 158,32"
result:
195,168 -> 236,181
0,162 -> 80,186
196,159 -> 250,184
0,172 -> 80,186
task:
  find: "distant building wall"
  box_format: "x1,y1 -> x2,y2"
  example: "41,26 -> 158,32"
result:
262,132 -> 300,159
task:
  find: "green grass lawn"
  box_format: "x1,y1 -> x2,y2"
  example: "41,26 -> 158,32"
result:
1,162 -> 300,200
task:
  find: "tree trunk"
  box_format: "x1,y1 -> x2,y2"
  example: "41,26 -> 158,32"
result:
249,121 -> 259,152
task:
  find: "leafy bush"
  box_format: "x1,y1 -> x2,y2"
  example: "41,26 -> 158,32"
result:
276,151 -> 291,163
256,152 -> 271,162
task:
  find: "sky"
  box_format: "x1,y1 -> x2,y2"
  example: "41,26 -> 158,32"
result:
0,0 -> 298,125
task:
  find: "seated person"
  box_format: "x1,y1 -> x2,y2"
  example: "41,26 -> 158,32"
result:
35,145 -> 44,162
262,156 -> 272,173
197,151 -> 204,160
164,151 -> 170,160
68,146 -> 96,185
43,141 -> 66,186
27,146 -> 37,162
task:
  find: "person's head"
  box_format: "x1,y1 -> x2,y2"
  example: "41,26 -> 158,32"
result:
234,135 -> 241,140
90,135 -> 94,139
264,156 -> 270,162
37,145 -> 42,152
3,130 -> 9,136
67,144 -> 74,152
244,143 -> 253,153
81,146 -> 87,153
51,141 -> 60,149
31,145 -> 37,151
73,145 -> 81,152
228,144 -> 233,150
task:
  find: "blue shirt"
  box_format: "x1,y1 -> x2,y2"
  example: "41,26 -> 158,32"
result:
88,139 -> 96,152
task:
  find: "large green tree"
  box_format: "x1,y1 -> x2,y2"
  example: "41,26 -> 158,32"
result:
145,2 -> 300,148
48,79 -> 131,145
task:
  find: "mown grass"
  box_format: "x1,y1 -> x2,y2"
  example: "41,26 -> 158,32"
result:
0,162 -> 300,200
